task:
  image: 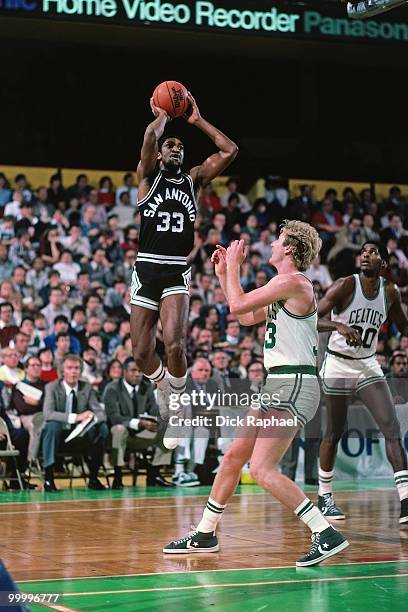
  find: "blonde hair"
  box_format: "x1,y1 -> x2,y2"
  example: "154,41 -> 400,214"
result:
281,220 -> 322,271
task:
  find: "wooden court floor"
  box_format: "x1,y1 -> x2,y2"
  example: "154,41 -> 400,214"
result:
0,480 -> 407,611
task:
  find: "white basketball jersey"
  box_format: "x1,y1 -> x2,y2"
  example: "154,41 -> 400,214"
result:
328,274 -> 387,359
264,273 -> 318,371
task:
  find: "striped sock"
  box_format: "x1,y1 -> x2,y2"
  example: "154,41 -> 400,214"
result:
295,498 -> 331,534
168,372 -> 187,396
319,468 -> 334,496
394,470 -> 408,501
174,460 -> 185,477
197,497 -> 226,533
146,361 -> 167,389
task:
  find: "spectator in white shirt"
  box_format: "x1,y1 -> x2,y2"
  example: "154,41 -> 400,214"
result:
115,173 -> 138,207
53,250 -> 81,285
4,191 -> 24,219
220,178 -> 251,213
304,255 -> 333,290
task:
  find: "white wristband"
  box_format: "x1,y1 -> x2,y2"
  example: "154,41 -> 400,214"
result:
129,418 -> 140,431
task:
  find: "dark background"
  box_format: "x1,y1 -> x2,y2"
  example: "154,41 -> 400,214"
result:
1,2 -> 408,188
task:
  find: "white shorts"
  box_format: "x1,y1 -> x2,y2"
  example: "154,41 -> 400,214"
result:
320,352 -> 385,396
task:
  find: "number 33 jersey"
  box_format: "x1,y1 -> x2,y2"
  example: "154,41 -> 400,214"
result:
327,274 -> 388,360
137,170 -> 197,265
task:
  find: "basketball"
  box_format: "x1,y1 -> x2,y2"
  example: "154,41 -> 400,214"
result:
152,81 -> 189,119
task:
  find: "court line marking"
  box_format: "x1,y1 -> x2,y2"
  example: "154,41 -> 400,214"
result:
0,487 -> 393,508
46,572 -> 408,597
20,560 -> 408,583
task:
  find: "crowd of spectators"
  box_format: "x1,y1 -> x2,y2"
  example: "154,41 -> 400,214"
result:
0,169 -> 408,490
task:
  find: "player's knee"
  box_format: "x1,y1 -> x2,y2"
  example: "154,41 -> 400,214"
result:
166,340 -> 184,362
383,420 -> 402,441
222,447 -> 246,472
133,344 -> 154,370
249,462 -> 265,486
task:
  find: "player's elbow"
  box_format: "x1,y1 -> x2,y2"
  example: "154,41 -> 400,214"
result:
227,142 -> 239,159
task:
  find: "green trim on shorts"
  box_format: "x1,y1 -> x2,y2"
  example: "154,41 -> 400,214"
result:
268,365 -> 317,376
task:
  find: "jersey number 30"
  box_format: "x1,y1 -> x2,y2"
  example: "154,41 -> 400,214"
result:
157,211 -> 184,233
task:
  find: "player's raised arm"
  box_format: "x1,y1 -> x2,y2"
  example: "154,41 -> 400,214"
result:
137,99 -> 169,182
186,93 -> 238,188
317,277 -> 361,346
211,245 -> 266,326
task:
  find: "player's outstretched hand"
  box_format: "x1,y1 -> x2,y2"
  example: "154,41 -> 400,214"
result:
184,92 -> 202,124
226,239 -> 248,266
150,97 -> 170,121
212,245 -> 227,277
336,323 -> 362,347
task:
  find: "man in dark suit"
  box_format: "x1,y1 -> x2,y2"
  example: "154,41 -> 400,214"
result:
42,353 -> 109,492
103,358 -> 172,489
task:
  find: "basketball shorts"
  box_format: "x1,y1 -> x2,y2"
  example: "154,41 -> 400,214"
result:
320,352 -> 385,396
130,261 -> 191,311
260,372 -> 320,427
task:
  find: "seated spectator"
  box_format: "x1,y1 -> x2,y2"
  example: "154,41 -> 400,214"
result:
120,225 -> 139,253
26,257 -> 49,293
33,185 -> 54,222
220,178 -> 251,213
9,355 -> 45,461
42,353 -> 108,492
8,230 -> 36,270
327,217 -> 366,263
84,191 -> 107,226
387,254 -> 408,298
14,173 -> 33,203
44,315 -> 81,354
4,190 -> 24,218
87,333 -> 108,370
110,191 -> 137,229
38,348 -> 59,383
60,225 -> 91,262
65,197 -> 81,226
0,172 -> 12,208
0,381 -> 31,489
53,332 -> 72,370
12,266 -> 40,311
80,205 -> 100,240
66,174 -> 91,203
312,198 -> 343,260
84,292 -> 105,320
305,255 -> 333,290
172,358 -> 218,486
199,182 -> 223,215
0,216 -> 16,247
242,214 -> 259,243
104,278 -> 127,317
0,244 -> 13,283
108,320 -> 131,356
40,287 -> 70,331
47,173 -> 65,210
14,332 -> 31,367
99,359 -> 122,395
386,352 -> 408,404
210,350 -> 239,391
387,238 -> 408,270
20,316 -> 45,355
362,213 -> 380,243
380,212 -> 408,246
97,176 -> 115,208
53,250 -> 81,285
97,230 -> 122,266
38,270 -> 62,306
81,346 -> 103,388
103,357 -> 172,488
86,247 -> 114,286
100,319 -> 118,353
115,172 -> 138,208
39,228 -> 64,266
234,348 -> 253,379
14,201 -> 47,246
0,302 -> 19,348
0,346 -> 24,385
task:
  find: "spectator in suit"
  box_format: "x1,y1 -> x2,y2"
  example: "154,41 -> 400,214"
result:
42,353 -> 109,492
172,358 -> 219,487
103,357 -> 172,489
9,356 -> 45,461
0,302 -> 19,348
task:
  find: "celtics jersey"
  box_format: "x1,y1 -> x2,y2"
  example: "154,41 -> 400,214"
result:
137,170 -> 197,266
264,273 -> 318,371
328,274 -> 387,359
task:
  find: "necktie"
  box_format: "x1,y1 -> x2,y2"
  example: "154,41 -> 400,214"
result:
71,389 -> 78,413
132,387 -> 138,417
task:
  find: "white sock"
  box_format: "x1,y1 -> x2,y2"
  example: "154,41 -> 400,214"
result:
319,468 -> 334,496
394,470 -> 408,501
168,372 -> 187,395
295,498 -> 331,534
197,497 -> 226,533
146,361 -> 168,390
174,460 -> 185,476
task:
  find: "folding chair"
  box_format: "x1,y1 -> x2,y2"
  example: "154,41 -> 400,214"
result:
0,417 -> 24,490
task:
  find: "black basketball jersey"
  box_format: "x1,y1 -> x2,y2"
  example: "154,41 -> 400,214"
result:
137,170 -> 197,265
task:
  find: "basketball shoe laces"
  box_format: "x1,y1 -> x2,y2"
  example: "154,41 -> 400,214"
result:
308,532 -> 321,557
173,525 -> 198,545
324,493 -> 336,510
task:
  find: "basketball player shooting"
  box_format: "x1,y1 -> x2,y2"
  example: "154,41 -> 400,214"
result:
130,92 -> 238,449
164,222 -> 351,566
318,242 -> 408,524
